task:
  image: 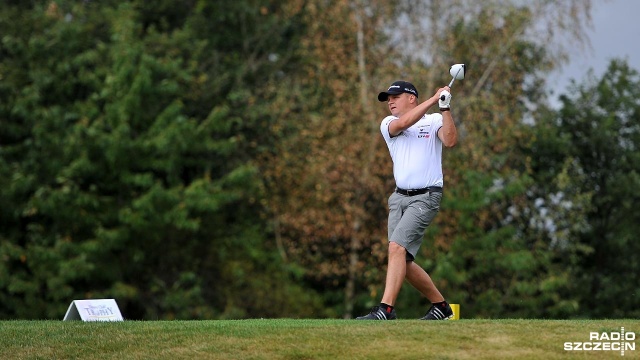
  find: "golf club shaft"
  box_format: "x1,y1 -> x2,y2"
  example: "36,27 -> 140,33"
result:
449,67 -> 462,88
442,66 -> 463,100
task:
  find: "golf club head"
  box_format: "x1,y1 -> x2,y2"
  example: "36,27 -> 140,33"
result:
450,64 -> 465,80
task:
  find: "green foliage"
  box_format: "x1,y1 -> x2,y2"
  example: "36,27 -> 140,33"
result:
531,59 -> 640,318
0,0 -> 320,320
1,0 -> 636,321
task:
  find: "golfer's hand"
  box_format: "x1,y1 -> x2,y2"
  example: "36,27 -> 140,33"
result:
439,88 -> 452,109
434,86 -> 449,99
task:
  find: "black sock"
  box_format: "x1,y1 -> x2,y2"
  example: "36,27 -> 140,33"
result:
433,300 -> 448,308
380,303 -> 394,314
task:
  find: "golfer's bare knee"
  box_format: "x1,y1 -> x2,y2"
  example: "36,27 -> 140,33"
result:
388,242 -> 406,257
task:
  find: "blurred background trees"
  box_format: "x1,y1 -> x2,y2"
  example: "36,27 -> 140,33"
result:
1,0 -> 637,320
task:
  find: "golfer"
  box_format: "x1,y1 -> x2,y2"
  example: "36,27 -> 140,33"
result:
356,80 -> 457,320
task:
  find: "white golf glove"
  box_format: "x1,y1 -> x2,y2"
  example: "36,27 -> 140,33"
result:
439,90 -> 451,109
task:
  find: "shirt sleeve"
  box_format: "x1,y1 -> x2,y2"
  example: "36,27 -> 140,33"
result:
380,115 -> 398,143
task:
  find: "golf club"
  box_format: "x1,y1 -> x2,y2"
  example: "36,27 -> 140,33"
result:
441,63 -> 465,100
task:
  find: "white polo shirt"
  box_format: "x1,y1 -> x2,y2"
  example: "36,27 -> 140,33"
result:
380,113 -> 444,189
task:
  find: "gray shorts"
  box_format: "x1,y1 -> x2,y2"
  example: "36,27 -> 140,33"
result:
387,191 -> 442,261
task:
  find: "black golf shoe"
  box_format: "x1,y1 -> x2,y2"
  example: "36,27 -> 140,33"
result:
420,302 -> 453,320
356,305 -> 397,320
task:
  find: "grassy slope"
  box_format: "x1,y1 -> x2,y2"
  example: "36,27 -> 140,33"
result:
1,319 -> 638,359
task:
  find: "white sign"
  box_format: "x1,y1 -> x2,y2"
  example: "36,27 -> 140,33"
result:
63,299 -> 124,322
564,327 -> 636,356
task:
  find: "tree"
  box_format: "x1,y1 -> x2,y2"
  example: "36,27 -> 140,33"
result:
0,0 -> 323,320
261,0 -> 595,319
1,0 -> 606,320
530,59 -> 640,318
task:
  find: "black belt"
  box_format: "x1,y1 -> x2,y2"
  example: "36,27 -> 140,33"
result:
395,186 -> 443,196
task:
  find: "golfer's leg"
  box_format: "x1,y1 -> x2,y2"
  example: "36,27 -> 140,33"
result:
406,261 -> 444,303
380,242 -> 407,306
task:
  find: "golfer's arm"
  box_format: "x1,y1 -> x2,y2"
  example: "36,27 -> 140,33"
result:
438,110 -> 457,147
388,95 -> 439,136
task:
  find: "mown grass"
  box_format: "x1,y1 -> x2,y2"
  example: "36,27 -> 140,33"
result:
1,319 -> 638,359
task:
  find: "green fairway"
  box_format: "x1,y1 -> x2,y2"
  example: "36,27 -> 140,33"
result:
1,319 -> 638,359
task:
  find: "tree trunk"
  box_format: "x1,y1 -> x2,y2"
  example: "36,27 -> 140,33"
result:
344,0 -> 378,318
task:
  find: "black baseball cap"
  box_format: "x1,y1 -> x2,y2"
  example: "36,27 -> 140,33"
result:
377,80 -> 418,102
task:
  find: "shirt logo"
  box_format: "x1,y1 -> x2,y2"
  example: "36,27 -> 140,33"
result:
418,126 -> 430,138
